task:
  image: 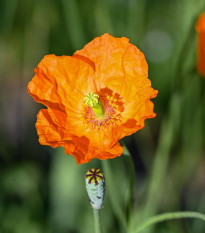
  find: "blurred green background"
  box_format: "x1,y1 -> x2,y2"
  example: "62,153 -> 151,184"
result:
0,0 -> 205,232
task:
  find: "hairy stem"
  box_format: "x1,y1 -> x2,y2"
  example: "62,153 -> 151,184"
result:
93,209 -> 103,233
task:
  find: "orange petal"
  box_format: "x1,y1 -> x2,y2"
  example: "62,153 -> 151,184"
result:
196,12 -> 205,77
36,109 -> 66,147
28,54 -> 96,112
75,34 -> 149,97
65,140 -> 123,164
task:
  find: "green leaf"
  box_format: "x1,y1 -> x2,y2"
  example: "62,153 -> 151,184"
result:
134,211 -> 205,233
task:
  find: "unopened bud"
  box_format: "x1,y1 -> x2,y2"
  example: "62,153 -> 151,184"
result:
85,168 -> 105,209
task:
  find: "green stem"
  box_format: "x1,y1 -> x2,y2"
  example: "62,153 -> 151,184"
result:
102,160 -> 127,229
122,143 -> 135,224
141,94 -> 181,221
135,211 -> 205,233
93,209 -> 103,233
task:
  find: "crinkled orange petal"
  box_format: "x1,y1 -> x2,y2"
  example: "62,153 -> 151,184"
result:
75,34 -> 148,95
196,12 -> 205,77
36,109 -> 63,147
36,109 -> 78,153
28,54 -> 96,136
28,34 -> 158,164
64,141 -> 123,164
75,33 -> 158,142
28,55 -> 96,108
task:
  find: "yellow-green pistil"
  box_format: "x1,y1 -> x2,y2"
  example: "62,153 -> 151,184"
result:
84,93 -> 104,118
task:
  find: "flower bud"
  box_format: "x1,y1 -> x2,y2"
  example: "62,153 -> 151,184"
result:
85,168 -> 105,209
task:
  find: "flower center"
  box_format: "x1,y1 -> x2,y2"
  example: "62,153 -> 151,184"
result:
84,93 -> 104,118
82,90 -> 124,130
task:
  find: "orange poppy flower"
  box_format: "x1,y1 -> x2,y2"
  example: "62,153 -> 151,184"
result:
28,33 -> 158,164
196,12 -> 205,77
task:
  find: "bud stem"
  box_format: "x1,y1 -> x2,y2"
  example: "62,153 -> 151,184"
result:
93,209 -> 103,233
